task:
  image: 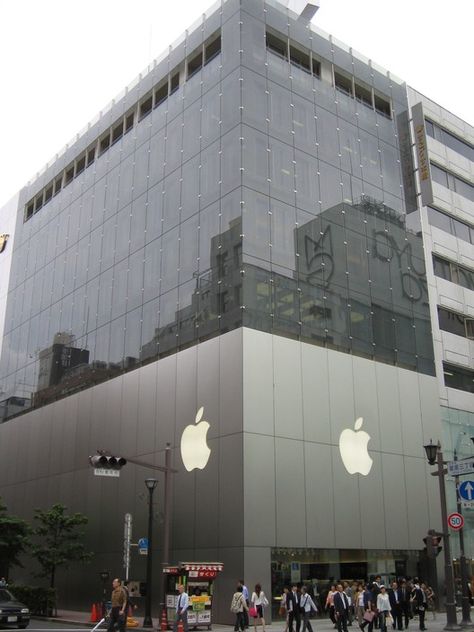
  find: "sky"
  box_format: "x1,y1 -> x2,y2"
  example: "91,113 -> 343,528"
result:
0,0 -> 472,209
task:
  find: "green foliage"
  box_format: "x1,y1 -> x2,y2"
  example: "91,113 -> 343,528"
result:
8,584 -> 56,616
31,503 -> 93,589
0,499 -> 30,579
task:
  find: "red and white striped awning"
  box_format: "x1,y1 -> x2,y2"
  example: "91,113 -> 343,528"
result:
181,562 -> 224,572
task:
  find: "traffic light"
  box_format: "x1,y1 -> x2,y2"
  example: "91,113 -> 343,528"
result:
423,530 -> 443,558
89,454 -> 127,474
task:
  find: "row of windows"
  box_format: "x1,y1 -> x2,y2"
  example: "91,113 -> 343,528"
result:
265,30 -> 392,119
431,162 -> 474,203
438,306 -> 474,340
425,118 -> 474,162
427,206 -> 474,244
24,32 -> 222,222
443,362 -> 474,394
433,254 -> 474,291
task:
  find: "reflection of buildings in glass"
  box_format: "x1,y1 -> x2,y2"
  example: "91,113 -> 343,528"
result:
140,217 -> 243,361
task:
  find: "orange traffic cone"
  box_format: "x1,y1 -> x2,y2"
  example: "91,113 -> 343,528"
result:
177,618 -> 184,632
90,603 -> 99,623
160,608 -> 169,631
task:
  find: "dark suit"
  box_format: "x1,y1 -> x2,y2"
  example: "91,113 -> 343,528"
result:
388,589 -> 403,631
398,587 -> 410,628
411,588 -> 426,631
288,591 -> 301,632
334,591 -> 349,632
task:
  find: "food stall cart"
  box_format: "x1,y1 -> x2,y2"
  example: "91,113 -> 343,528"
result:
163,562 -> 224,630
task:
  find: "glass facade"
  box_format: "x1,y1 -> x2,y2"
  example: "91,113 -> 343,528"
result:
0,0 -> 435,421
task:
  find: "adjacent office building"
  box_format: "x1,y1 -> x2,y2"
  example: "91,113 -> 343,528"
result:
0,0 -> 472,619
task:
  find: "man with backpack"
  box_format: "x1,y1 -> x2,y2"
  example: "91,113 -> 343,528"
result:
231,586 -> 249,632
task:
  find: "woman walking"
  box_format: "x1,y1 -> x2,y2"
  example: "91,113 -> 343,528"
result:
280,587 -> 289,632
326,585 -> 337,628
300,585 -> 318,632
251,583 -> 269,632
376,586 -> 391,632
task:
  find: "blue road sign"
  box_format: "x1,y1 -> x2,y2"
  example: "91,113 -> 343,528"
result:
138,537 -> 148,554
458,480 -> 474,501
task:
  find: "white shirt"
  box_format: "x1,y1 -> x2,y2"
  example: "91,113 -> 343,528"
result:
300,593 -> 317,613
176,591 -> 189,612
377,593 -> 390,612
251,591 -> 267,606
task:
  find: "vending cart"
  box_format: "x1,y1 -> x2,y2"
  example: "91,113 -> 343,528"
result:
163,562 -> 224,630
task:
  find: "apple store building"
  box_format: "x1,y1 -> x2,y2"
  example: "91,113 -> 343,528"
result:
0,0 -> 444,620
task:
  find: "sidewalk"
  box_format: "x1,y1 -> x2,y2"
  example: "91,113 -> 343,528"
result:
33,610 -> 470,632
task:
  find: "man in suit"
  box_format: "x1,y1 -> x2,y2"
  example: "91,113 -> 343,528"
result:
288,584 -> 301,632
410,580 -> 427,631
398,581 -> 410,629
334,584 -> 350,632
389,581 -> 403,631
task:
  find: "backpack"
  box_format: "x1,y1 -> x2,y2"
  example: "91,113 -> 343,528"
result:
231,593 -> 242,613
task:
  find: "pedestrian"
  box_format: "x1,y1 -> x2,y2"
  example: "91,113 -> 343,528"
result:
376,586 -> 391,632
344,582 -> 354,626
334,584 -> 350,632
251,583 -> 268,632
300,585 -> 318,632
107,578 -> 127,632
174,584 -> 189,632
424,585 -> 435,620
410,580 -> 427,631
358,583 -> 374,632
239,579 -> 250,629
326,585 -> 337,628
398,581 -> 410,629
231,585 -> 249,632
289,584 -> 302,632
388,581 -> 403,631
280,587 -> 289,632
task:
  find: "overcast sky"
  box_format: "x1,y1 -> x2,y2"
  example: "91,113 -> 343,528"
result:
0,0 -> 472,209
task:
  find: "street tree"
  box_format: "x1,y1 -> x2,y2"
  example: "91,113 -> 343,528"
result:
0,499 -> 30,580
31,503 -> 93,589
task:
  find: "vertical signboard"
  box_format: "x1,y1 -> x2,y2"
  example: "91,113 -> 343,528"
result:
412,102 -> 434,207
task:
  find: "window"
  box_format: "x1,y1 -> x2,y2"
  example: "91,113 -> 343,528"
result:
266,31 -> 287,59
125,112 -> 134,133
430,163 -> 474,202
443,362 -> 474,393
374,94 -> 391,118
25,201 -> 34,220
54,176 -> 63,196
139,94 -> 153,120
432,255 -> 452,281
65,164 -> 75,185
355,82 -> 372,107
112,120 -> 124,144
433,254 -> 474,291
437,306 -> 467,338
99,132 -> 111,154
154,83 -> 168,108
170,71 -> 180,94
87,146 -> 96,166
427,206 -> 474,244
205,35 -> 221,64
44,184 -> 53,203
35,193 -> 43,212
187,50 -> 203,78
289,45 -> 311,73
312,58 -> 321,78
425,118 -> 474,161
76,155 -> 86,175
335,71 -> 352,96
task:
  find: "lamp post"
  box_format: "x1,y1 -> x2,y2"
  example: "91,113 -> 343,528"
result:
99,570 -> 110,617
143,478 -> 158,628
423,441 -> 461,631
453,448 -> 472,627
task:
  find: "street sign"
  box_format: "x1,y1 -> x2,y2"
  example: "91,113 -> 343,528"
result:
447,458 -> 474,476
94,468 -> 120,477
138,537 -> 148,555
447,512 -> 464,531
458,480 -> 474,501
461,501 -> 474,509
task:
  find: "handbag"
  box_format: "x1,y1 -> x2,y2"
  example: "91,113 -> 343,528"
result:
249,607 -> 258,618
363,611 -> 375,622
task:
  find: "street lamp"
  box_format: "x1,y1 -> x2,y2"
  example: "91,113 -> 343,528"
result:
423,440 -> 460,631
143,478 -> 158,628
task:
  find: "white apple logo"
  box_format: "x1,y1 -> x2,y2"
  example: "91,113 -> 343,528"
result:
180,406 -> 211,472
339,417 -> 373,476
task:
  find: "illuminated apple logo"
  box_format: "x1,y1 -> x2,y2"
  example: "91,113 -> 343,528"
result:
339,417 -> 373,476
180,406 -> 211,472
